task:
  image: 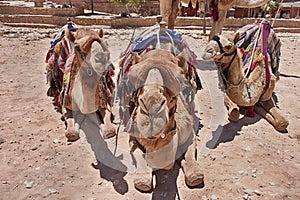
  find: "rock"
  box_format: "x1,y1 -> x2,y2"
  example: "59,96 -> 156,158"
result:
97,181 -> 103,185
244,189 -> 254,195
211,195 -> 218,200
252,168 -> 257,173
2,181 -> 8,184
53,139 -> 59,144
243,194 -> 249,199
254,190 -> 261,196
48,188 -> 58,194
24,181 -> 34,189
269,182 -> 276,186
202,195 -> 208,200
31,146 -> 38,151
0,137 -> 5,145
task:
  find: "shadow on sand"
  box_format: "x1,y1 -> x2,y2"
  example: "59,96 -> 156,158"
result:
206,115 -> 261,149
73,110 -> 203,199
75,112 -> 129,195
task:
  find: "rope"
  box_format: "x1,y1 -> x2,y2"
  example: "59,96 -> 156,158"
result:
271,0 -> 284,27
228,21 -> 263,88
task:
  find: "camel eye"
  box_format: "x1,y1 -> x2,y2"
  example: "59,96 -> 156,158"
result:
225,43 -> 233,50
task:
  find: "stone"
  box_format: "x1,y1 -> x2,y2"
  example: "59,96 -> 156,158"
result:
254,190 -> 261,196
48,188 -> 58,194
53,139 -> 59,144
211,195 -> 218,200
269,182 -> 276,186
24,181 -> 34,189
31,146 -> 38,151
202,195 -> 208,200
244,189 -> 254,195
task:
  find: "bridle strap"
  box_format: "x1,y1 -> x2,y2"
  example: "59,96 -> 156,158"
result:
212,35 -> 237,56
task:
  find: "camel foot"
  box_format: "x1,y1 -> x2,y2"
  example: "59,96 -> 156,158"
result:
274,119 -> 289,132
181,160 -> 204,187
134,173 -> 153,192
228,108 -> 240,122
65,126 -> 80,142
100,124 -> 116,139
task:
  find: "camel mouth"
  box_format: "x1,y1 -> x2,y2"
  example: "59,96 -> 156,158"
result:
202,51 -> 215,60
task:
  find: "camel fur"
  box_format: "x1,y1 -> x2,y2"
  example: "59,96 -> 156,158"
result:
46,27 -> 116,140
159,0 -> 269,40
203,31 -> 289,131
125,49 -> 203,191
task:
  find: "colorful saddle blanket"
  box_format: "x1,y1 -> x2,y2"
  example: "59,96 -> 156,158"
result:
236,22 -> 281,74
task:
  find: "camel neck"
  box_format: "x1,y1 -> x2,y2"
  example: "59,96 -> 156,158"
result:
224,50 -> 244,86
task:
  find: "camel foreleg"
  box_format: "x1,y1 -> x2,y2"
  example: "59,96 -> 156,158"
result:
209,9 -> 227,40
180,141 -> 204,187
256,99 -> 289,131
225,94 -> 240,121
168,0 -> 180,30
99,106 -> 116,139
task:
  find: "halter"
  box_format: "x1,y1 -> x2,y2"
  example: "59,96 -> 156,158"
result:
127,86 -> 178,140
212,35 -> 238,87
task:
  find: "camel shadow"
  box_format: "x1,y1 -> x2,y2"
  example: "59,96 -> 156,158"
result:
196,60 -> 217,71
151,160 -> 204,200
151,163 -> 181,200
206,114 -> 261,149
74,112 -> 129,195
151,117 -> 204,200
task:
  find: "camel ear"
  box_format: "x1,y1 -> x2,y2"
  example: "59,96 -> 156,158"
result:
132,52 -> 142,65
66,29 -> 75,43
99,28 -> 104,38
176,50 -> 188,73
233,32 -> 240,44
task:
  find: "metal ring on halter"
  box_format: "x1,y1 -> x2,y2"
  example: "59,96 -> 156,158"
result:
87,68 -> 93,76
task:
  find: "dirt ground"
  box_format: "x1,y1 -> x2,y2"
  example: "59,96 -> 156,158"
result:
0,24 -> 299,200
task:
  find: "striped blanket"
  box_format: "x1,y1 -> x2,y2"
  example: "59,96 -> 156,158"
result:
236,22 -> 281,74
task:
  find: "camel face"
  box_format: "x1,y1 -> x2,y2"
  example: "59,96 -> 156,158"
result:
203,32 -> 239,64
202,26 -> 289,131
46,26 -> 116,141
67,28 -> 112,114
135,84 -> 176,139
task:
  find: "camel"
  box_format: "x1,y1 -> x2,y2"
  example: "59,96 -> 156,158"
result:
122,49 -> 203,192
45,27 -> 116,140
160,0 -> 269,40
209,0 -> 270,40
202,22 -> 289,131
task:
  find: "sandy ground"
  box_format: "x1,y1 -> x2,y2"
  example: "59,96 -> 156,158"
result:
0,24 -> 299,200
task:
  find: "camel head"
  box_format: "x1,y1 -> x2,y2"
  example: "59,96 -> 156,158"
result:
203,32 -> 240,65
66,28 -> 112,114
128,49 -> 189,169
67,28 -> 110,79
